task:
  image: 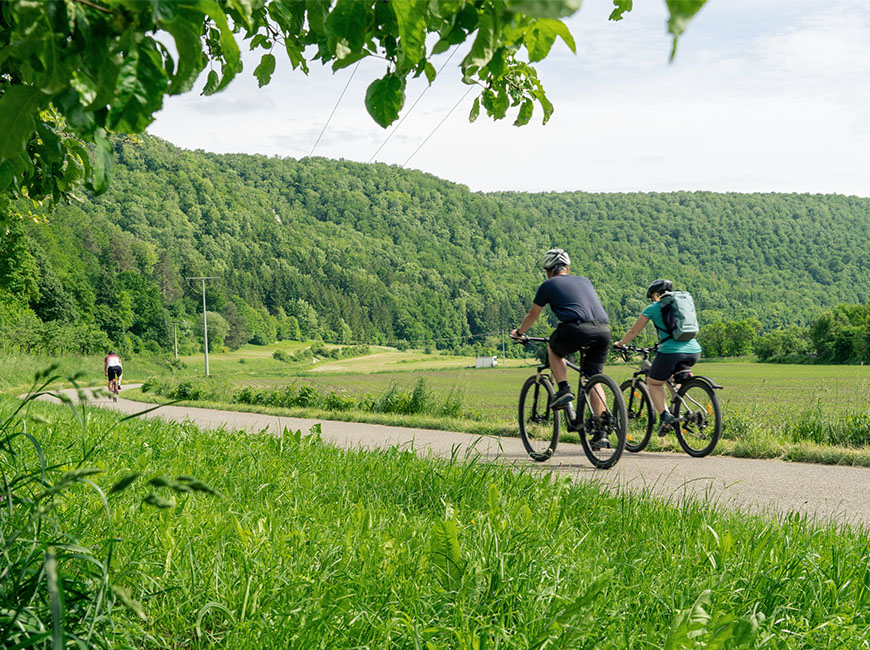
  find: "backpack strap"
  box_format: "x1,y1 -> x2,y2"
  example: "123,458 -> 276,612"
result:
652,320 -> 673,343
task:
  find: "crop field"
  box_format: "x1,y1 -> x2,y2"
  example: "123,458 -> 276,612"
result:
4,395 -> 870,648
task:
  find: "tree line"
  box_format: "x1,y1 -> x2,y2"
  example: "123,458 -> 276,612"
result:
1,136 -> 868,360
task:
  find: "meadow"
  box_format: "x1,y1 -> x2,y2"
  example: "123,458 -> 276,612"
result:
3,390 -> 870,648
3,344 -> 870,465
100,342 -> 870,466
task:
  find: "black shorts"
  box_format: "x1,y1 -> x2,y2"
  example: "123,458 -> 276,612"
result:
648,352 -> 699,381
107,366 -> 123,381
549,321 -> 611,378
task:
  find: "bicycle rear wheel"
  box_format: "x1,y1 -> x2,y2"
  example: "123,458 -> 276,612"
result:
578,374 -> 627,469
672,378 -> 721,457
518,375 -> 561,461
620,379 -> 654,453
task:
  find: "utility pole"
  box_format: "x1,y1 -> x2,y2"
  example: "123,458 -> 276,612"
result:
186,277 -> 218,376
172,322 -> 179,360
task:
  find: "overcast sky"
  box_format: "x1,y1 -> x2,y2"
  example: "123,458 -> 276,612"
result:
148,0 -> 870,196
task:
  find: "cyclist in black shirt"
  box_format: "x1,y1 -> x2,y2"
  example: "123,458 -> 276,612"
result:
510,248 -> 611,409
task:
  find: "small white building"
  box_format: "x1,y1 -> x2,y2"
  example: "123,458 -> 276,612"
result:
475,356 -> 498,368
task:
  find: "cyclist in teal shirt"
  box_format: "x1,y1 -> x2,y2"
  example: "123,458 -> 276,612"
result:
614,279 -> 702,433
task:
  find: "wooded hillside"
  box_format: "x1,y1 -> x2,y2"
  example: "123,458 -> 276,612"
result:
2,135 -> 868,355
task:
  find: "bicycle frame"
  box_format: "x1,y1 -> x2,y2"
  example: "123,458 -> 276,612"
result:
524,337 -> 598,432
621,345 -> 721,415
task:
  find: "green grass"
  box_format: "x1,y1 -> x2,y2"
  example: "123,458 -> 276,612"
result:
4,397 -> 870,648
6,347 -> 870,465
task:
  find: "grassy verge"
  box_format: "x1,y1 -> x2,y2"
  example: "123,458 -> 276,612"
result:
5,397 -> 869,648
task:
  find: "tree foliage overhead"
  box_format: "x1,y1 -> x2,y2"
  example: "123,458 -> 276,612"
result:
0,0 -> 707,209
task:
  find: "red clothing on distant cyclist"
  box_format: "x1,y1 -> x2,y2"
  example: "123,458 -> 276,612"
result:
104,354 -> 122,369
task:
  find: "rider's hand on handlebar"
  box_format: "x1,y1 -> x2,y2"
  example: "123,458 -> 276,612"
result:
509,328 -> 527,343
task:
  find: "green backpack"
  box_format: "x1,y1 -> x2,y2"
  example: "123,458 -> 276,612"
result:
657,291 -> 699,342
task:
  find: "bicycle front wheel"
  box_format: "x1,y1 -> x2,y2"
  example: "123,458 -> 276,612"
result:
578,374 -> 627,469
673,378 -> 721,457
620,379 -> 654,453
518,375 -> 561,461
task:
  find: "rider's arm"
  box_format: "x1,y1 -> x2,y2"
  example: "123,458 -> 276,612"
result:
104,357 -> 108,376
511,303 -> 543,338
615,314 -> 650,347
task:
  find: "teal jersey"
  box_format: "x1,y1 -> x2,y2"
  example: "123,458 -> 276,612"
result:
642,302 -> 702,354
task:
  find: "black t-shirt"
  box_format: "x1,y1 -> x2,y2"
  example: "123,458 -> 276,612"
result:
533,275 -> 609,324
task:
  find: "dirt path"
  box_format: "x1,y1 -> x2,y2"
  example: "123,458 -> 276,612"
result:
49,387 -> 870,529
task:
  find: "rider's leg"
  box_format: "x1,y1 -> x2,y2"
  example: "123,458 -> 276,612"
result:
647,378 -> 668,414
548,345 -> 568,384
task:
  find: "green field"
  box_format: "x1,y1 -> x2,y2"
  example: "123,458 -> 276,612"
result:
4,345 -> 870,465
4,396 -> 869,648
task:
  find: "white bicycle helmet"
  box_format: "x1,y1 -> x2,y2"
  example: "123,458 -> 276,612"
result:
542,248 -> 570,270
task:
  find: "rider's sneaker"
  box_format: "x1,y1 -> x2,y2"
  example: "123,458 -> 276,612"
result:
590,433 -> 611,450
550,386 -> 574,410
658,411 -> 677,436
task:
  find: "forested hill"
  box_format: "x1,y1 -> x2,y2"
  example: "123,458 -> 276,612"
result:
3,135 -> 869,355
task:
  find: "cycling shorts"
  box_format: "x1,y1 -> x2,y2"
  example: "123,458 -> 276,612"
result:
648,352 -> 699,382
549,321 -> 611,378
107,366 -> 123,381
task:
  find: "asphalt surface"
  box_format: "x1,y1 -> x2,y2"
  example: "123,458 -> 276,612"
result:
44,386 -> 870,530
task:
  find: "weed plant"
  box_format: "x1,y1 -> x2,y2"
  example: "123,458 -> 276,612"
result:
6,397 -> 870,648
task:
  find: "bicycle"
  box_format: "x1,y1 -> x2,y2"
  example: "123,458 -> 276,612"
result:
108,376 -> 120,402
513,335 -> 627,469
616,344 -> 722,457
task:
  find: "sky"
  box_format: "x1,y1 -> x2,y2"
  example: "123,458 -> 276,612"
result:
148,0 -> 870,196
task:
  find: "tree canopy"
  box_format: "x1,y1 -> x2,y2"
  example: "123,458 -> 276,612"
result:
3,135 -> 869,360
0,0 -> 706,212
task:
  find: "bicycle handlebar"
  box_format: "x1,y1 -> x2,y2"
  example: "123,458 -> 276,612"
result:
613,342 -> 658,361
510,334 -> 549,346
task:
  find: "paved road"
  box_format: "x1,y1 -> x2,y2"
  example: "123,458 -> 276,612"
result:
46,387 -> 870,529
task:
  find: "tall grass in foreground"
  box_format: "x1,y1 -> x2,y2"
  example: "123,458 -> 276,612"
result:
5,398 -> 870,648
0,370 -> 220,648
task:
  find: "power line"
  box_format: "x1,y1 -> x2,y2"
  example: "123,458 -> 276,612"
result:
367,47 -> 460,164
402,85 -> 474,167
308,62 -> 361,158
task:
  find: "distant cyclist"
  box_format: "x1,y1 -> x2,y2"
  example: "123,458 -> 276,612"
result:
104,351 -> 123,392
510,248 -> 611,410
614,279 -> 702,433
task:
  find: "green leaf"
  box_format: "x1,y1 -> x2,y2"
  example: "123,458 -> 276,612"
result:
91,128 -> 114,195
465,6 -> 496,69
469,95 -> 480,122
253,53 -> 276,87
609,0 -> 633,21
506,0 -> 583,19
70,70 -> 98,107
392,0 -> 428,73
107,38 -> 168,133
664,590 -> 713,650
326,0 -> 370,55
430,519 -> 463,589
0,86 -> 44,162
195,0 -> 243,90
513,99 -> 533,126
523,19 -> 576,62
161,9 -> 207,95
202,69 -> 220,95
666,0 -> 707,60
423,61 -> 437,84
365,73 -> 407,128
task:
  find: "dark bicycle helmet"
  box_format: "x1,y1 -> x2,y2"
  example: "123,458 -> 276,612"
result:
542,248 -> 571,270
646,279 -> 673,299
